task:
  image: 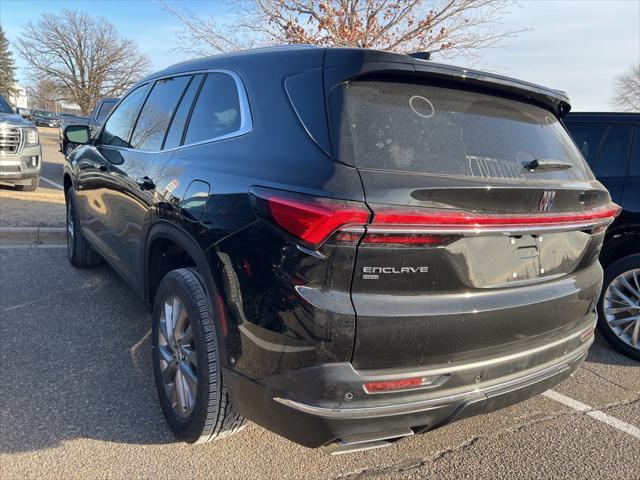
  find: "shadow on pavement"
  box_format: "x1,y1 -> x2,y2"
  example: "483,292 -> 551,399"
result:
0,182 -> 65,227
0,248 -> 174,453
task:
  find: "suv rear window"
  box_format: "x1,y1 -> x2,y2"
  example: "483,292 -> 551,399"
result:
331,79 -> 592,181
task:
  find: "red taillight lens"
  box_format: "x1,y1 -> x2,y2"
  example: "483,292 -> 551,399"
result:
371,204 -> 621,229
251,186 -> 620,249
250,187 -> 370,248
363,377 -> 423,393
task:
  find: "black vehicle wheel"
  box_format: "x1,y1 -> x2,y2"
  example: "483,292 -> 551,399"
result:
597,254 -> 640,361
66,188 -> 102,267
64,143 -> 76,157
15,177 -> 39,191
152,268 -> 246,443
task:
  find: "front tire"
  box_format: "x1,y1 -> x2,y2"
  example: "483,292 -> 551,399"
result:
152,268 -> 246,443
597,255 -> 640,361
15,177 -> 39,191
64,143 -> 76,157
66,188 -> 102,267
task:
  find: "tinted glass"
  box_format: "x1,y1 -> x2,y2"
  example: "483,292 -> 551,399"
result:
183,73 -> 241,145
95,100 -> 117,123
130,76 -> 191,151
591,125 -> 632,177
0,95 -> 12,113
332,80 -> 592,181
564,123 -> 607,165
101,85 -> 149,148
163,74 -> 204,149
631,128 -> 640,176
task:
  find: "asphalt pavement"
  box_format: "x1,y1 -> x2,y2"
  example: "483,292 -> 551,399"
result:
0,127 -> 65,228
0,128 -> 638,479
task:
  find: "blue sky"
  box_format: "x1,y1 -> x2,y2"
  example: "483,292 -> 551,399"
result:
1,0 -> 638,111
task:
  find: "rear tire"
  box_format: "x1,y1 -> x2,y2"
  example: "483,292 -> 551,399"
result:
597,254 -> 640,361
15,177 -> 39,191
66,188 -> 102,267
152,268 -> 246,443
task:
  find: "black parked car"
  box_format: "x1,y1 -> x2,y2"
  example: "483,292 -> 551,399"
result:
564,113 -> 640,360
31,109 -> 59,127
62,47 -> 619,453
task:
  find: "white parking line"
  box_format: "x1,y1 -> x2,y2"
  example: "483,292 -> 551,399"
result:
40,176 -> 64,190
543,390 -> 640,440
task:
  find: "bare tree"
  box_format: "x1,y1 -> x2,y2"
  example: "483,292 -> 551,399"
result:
163,0 -> 520,59
27,79 -> 64,112
613,64 -> 640,112
16,10 -> 151,114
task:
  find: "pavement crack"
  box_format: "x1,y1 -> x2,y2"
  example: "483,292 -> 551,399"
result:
581,365 -> 637,394
337,396 -> 640,479
336,457 -> 428,479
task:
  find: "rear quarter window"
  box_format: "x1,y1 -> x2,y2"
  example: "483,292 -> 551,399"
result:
183,73 -> 242,145
331,79 -> 592,182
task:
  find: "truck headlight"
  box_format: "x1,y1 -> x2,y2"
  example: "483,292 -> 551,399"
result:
24,128 -> 39,146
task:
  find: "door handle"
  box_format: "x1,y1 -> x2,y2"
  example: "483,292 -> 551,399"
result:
136,176 -> 155,191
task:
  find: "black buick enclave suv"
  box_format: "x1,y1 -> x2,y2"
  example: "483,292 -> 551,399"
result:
63,47 -> 618,453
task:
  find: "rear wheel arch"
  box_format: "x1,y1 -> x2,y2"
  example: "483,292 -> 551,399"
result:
601,226 -> 640,268
145,221 -> 235,373
145,222 -> 212,305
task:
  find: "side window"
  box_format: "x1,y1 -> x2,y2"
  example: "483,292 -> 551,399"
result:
95,101 -> 116,123
100,85 -> 149,148
630,128 -> 640,176
565,123 -> 607,166
183,73 -> 241,145
130,76 -> 192,151
163,74 -> 205,150
591,125 -> 633,178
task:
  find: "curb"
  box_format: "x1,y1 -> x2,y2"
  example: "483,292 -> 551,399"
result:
0,227 -> 66,246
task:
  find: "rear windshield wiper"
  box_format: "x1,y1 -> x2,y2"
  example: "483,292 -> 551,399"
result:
525,159 -> 573,171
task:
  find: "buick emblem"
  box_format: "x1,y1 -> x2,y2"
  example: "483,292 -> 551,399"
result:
539,191 -> 556,212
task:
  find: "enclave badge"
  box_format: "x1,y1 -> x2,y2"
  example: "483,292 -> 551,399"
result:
539,191 -> 556,212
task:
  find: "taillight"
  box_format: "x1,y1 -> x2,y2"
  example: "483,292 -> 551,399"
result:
366,203 -> 621,240
251,186 -> 620,249
370,204 -> 621,229
250,187 -> 370,249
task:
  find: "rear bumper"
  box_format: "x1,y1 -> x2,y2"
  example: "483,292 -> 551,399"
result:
224,319 -> 594,450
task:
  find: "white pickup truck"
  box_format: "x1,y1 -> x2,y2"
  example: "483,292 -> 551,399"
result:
0,95 -> 42,191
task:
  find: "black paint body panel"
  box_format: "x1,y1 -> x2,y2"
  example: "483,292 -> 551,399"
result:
63,47 -> 609,449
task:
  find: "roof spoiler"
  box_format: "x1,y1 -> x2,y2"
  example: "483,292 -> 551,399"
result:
323,49 -> 572,117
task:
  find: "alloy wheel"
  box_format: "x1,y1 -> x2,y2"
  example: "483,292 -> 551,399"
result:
603,268 -> 640,351
157,295 -> 198,418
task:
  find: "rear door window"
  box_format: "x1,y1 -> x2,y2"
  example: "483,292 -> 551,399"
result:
183,73 -> 241,145
130,75 -> 192,151
589,125 -> 632,177
163,74 -> 204,149
331,79 -> 592,181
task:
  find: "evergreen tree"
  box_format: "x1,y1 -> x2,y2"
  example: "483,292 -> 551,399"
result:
0,26 -> 17,99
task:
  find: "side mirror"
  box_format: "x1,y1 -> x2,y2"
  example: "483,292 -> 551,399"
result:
64,125 -> 91,145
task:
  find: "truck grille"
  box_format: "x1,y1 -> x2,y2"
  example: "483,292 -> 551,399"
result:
0,127 -> 21,154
